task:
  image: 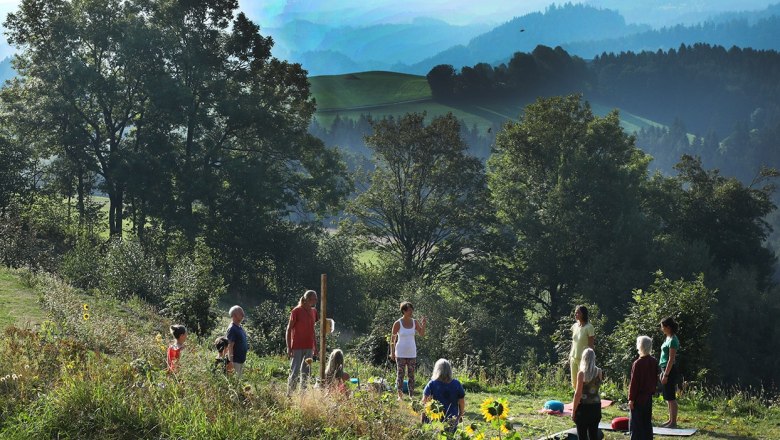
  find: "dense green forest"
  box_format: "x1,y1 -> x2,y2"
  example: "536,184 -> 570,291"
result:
1,0 -> 780,406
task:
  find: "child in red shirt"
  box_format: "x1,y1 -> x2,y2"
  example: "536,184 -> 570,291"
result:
167,324 -> 187,373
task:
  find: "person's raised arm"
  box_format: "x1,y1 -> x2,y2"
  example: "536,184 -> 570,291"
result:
389,321 -> 400,360
417,316 -> 427,337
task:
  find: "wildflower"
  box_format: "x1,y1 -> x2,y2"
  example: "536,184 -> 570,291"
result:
480,397 -> 509,422
473,433 -> 485,440
83,303 -> 89,311
83,313 -> 90,321
465,422 -> 479,435
305,358 -> 313,365
11,374 -> 19,380
425,400 -> 445,422
500,420 -> 512,433
155,334 -> 163,343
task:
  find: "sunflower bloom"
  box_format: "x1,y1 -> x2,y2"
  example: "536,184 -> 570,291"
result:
465,423 -> 479,435
83,313 -> 90,321
425,400 -> 445,422
500,420 -> 512,433
473,434 -> 485,440
480,397 -> 509,422
83,304 -> 89,311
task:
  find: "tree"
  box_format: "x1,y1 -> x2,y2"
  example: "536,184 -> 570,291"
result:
487,95 -> 652,351
347,112 -> 487,281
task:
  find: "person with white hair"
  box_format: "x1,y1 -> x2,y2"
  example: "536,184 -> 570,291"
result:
421,358 -> 465,433
571,348 -> 602,440
226,305 -> 248,379
629,335 -> 658,440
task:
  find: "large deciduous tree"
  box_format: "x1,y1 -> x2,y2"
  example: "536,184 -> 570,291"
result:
488,95 -> 652,348
347,113 -> 487,281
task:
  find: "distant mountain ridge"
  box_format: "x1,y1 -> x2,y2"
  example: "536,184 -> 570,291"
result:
265,17 -> 491,76
402,4 -> 651,74
402,3 -> 780,74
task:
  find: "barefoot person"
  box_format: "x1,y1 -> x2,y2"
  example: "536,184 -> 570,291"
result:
389,301 -> 426,400
570,305 -> 595,389
571,348 -> 602,440
659,316 -> 680,427
286,290 -> 318,395
629,336 -> 658,440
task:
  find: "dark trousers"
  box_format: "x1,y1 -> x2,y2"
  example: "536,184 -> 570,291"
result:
575,403 -> 601,440
630,398 -> 653,440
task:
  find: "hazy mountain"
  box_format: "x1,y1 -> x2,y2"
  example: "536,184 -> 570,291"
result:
265,17 -> 491,75
402,4 -> 650,74
584,0 -> 777,26
563,15 -> 780,57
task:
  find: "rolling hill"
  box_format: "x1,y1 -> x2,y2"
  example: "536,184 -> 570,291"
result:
309,70 -> 664,134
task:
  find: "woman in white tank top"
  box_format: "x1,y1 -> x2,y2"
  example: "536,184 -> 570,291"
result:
390,301 -> 427,400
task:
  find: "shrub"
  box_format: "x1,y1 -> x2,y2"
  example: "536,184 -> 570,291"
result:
606,271 -> 716,381
59,238 -> 103,289
100,238 -> 167,304
248,300 -> 289,356
163,254 -> 225,337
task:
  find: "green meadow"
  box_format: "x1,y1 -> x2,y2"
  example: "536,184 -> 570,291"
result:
310,71 -> 666,134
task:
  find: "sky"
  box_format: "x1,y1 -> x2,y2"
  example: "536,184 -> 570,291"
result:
0,0 -> 777,58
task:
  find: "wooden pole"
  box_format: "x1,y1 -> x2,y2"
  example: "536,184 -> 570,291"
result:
319,273 -> 327,382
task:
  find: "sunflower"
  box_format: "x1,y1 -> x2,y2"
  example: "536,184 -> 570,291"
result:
465,422 -> 479,436
500,420 -> 512,434
425,400 -> 445,422
473,434 -> 485,440
82,303 -> 89,311
82,313 -> 90,321
480,397 -> 509,422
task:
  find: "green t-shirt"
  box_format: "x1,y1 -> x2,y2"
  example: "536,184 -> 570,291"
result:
659,334 -> 679,369
570,322 -> 595,359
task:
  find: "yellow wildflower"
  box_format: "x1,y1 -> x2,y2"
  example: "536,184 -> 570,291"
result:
465,423 -> 479,435
500,420 -> 512,433
83,313 -> 90,321
83,303 -> 89,311
473,434 -> 485,440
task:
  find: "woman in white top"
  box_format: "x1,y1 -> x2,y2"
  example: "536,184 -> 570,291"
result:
390,301 -> 427,400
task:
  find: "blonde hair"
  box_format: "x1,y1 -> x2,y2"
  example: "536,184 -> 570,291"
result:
325,349 -> 344,384
579,348 -> 600,383
637,335 -> 652,356
298,290 -> 317,307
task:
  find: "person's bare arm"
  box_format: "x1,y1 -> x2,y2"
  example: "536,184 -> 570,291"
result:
571,371 -> 584,421
286,312 -> 296,358
389,321 -> 400,360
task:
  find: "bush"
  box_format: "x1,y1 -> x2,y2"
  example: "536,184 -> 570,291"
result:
606,271 -> 716,381
163,254 -> 225,337
100,238 -> 167,304
248,300 -> 289,356
59,238 -> 103,289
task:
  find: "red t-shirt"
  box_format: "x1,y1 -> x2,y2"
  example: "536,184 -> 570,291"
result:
167,344 -> 183,372
290,306 -> 318,350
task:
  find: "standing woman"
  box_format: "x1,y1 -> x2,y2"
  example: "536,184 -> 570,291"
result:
390,301 -> 427,400
571,348 -> 603,440
570,305 -> 595,389
659,316 -> 680,428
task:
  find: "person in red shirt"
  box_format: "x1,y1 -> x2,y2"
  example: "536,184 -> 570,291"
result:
166,324 -> 187,373
286,290 -> 318,395
629,335 -> 659,440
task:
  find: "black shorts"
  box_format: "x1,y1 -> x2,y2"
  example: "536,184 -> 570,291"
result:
661,364 -> 679,401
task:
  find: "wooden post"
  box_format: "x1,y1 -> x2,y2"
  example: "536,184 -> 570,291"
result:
319,273 -> 327,382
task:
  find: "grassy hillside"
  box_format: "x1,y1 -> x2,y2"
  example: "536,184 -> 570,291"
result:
310,71 -> 665,134
1,267 -> 779,439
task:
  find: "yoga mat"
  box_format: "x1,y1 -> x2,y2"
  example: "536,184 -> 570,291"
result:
539,424 -> 697,439
537,399 -> 613,416
598,422 -> 698,436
